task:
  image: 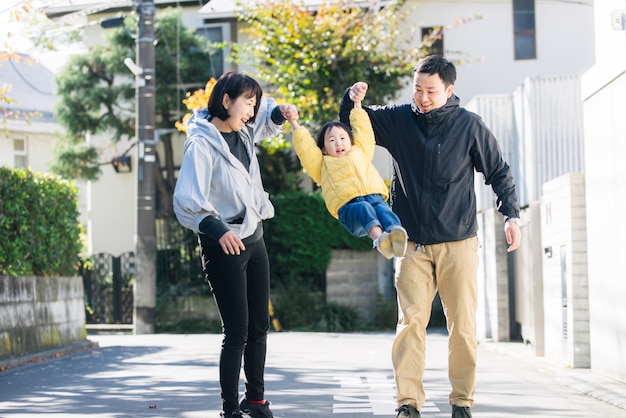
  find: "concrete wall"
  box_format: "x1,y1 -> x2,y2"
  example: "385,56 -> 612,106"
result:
476,208 -> 510,342
514,201 -> 545,356
540,173 -> 589,368
581,0 -> 626,383
326,249 -> 391,324
0,276 -> 87,360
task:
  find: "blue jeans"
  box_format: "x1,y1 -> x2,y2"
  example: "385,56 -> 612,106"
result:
338,194 -> 402,237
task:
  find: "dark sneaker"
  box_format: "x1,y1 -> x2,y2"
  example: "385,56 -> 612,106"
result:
240,399 -> 274,418
396,404 -> 420,418
452,405 -> 472,418
220,410 -> 244,417
389,226 -> 408,257
374,232 -> 394,259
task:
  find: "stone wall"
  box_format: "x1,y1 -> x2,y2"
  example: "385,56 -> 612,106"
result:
0,276 -> 87,360
326,249 -> 392,324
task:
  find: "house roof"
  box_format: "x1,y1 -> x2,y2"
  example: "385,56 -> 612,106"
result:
43,0 -> 209,20
199,0 -> 395,19
0,54 -> 57,121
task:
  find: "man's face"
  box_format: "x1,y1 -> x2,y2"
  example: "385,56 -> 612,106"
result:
412,72 -> 454,113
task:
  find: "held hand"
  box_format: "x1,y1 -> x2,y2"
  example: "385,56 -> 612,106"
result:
280,104 -> 299,122
348,82 -> 368,107
218,230 -> 246,255
504,221 -> 521,252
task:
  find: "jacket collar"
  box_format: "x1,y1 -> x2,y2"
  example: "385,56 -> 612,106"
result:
411,94 -> 460,123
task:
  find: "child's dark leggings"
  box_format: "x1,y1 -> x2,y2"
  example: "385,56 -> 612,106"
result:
200,237 -> 271,414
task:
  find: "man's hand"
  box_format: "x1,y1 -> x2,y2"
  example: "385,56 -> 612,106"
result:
219,230 -> 246,255
504,221 -> 521,252
348,82 -> 368,106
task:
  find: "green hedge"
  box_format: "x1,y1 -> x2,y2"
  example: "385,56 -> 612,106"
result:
264,190 -> 371,288
263,190 -> 373,330
0,167 -> 82,276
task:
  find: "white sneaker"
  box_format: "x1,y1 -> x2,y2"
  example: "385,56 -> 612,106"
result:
389,226 -> 408,257
373,232 -> 394,259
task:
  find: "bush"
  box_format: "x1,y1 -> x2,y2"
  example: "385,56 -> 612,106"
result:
263,190 -> 373,330
0,167 -> 82,276
264,190 -> 371,289
312,302 -> 365,332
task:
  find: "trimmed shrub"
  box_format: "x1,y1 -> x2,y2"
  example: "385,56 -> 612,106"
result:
264,190 -> 371,289
263,190 -> 372,330
0,167 -> 82,276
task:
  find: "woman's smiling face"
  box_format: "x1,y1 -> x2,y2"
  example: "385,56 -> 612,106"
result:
222,92 -> 257,132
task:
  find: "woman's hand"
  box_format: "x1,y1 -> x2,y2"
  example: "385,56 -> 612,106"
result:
219,230 -> 246,255
280,104 -> 298,122
281,104 -> 300,129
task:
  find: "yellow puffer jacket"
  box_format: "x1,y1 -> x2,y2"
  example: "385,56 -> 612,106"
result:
292,108 -> 389,219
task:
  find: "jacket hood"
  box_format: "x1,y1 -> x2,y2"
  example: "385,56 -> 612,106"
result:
185,108 -> 231,158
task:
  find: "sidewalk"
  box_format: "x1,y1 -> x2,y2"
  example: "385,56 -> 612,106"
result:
0,330 -> 625,417
480,339 -> 626,412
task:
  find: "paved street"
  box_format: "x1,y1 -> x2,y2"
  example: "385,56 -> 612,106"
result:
1,330 -> 625,417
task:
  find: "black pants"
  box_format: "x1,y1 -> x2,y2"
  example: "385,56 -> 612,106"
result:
201,238 -> 271,413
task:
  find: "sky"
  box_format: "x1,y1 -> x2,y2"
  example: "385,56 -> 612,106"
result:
0,0 -> 85,73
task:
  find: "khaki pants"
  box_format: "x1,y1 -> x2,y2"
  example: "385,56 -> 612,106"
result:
392,237 -> 479,410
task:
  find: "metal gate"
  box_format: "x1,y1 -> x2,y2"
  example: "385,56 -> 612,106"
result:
81,252 -> 135,325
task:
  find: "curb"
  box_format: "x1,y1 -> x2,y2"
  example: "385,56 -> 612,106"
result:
0,340 -> 99,373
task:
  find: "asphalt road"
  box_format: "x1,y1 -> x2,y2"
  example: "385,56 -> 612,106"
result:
1,330 -> 625,417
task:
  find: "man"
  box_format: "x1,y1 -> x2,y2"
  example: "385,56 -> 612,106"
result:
339,55 -> 521,418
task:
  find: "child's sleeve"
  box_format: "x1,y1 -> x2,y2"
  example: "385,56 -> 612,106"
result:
350,108 -> 376,161
292,126 -> 323,185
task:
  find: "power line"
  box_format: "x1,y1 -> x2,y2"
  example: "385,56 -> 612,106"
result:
8,58 -> 55,96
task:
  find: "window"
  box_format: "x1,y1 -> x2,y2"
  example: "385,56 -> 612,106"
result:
196,25 -> 226,78
513,0 -> 536,60
421,26 -> 444,56
13,137 -> 27,169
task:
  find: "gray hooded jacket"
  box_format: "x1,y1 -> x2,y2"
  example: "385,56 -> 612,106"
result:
173,97 -> 283,240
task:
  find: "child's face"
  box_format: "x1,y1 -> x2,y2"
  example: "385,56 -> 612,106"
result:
412,72 -> 454,113
323,126 -> 352,157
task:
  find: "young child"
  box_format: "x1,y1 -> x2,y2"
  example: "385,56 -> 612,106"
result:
286,82 -> 407,259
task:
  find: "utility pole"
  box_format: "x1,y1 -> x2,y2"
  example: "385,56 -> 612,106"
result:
133,0 -> 156,334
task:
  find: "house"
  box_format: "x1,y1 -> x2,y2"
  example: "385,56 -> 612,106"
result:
580,0 -> 626,383
25,0 -> 595,259
0,55 -> 91,234
0,55 -> 60,172
11,1 -> 624,381
37,0 -> 213,257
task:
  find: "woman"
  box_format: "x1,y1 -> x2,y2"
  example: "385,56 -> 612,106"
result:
173,71 -> 297,418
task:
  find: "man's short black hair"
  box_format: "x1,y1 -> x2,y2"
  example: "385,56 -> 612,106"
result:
207,71 -> 263,122
414,55 -> 457,87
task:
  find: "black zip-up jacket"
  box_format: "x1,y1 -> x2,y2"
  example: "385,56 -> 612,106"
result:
339,91 -> 520,245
